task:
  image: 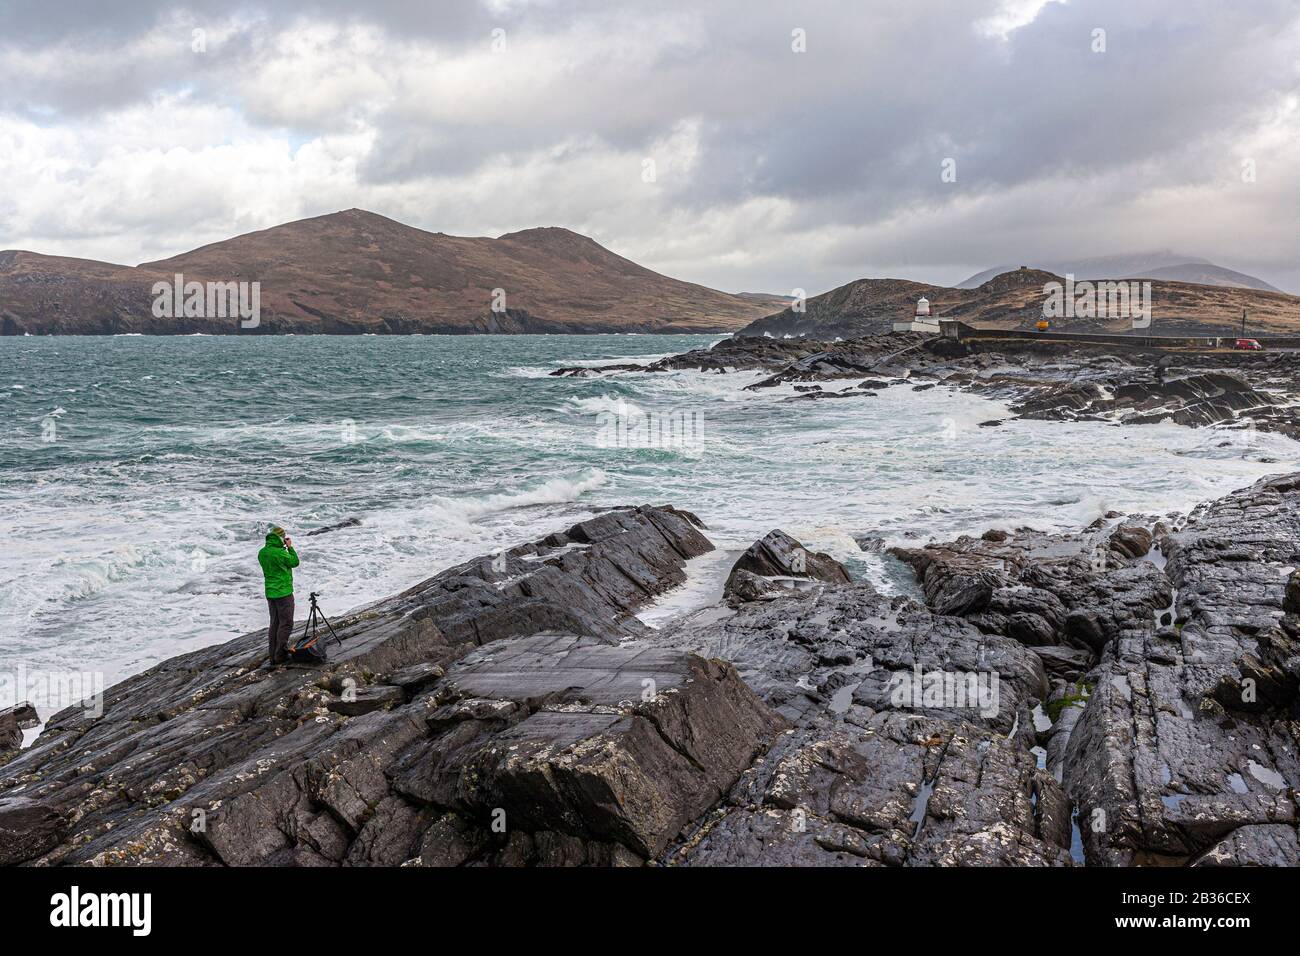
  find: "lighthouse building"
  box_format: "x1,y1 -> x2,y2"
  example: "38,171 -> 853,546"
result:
893,296 -> 942,334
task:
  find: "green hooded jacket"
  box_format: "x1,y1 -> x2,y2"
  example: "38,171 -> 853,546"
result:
258,532 -> 300,599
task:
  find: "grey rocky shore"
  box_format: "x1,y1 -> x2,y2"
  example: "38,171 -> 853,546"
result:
554,333 -> 1300,440
3,468 -> 1298,866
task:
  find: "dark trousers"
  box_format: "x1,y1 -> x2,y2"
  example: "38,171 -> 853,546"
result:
267,595 -> 295,663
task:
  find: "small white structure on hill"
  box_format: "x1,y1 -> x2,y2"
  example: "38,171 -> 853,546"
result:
893,296 -> 941,334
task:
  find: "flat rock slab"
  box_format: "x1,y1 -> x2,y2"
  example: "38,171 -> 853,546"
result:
407,634 -> 782,859
326,684 -> 405,716
442,632 -> 711,708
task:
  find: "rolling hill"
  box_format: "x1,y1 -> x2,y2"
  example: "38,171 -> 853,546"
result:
1134,263 -> 1281,292
741,266 -> 1300,339
0,210 -> 774,335
958,253 -> 1281,293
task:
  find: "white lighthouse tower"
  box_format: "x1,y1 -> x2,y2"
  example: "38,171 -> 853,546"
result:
893,296 -> 941,334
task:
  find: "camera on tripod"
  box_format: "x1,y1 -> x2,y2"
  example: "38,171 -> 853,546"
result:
287,591 -> 343,663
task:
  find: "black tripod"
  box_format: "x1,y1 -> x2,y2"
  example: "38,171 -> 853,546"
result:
298,591 -> 344,652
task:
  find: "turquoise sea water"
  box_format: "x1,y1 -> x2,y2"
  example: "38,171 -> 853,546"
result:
3,333 -> 1299,703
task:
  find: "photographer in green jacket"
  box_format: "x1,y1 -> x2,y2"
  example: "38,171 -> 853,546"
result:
257,525 -> 299,666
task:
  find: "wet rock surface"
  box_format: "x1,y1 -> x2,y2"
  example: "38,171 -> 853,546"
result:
0,795 -> 67,865
0,505 -> 761,867
891,475 -> 1300,865
669,711 -> 1071,866
652,544 -> 1071,865
306,517 -> 362,536
0,703 -> 38,759
890,517 -> 1172,658
1065,475 -> 1300,866
723,529 -> 852,605
563,334 -> 1300,440
6,475 -> 1299,866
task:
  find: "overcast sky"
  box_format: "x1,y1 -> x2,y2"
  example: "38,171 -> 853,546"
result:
2,0 -> 1298,294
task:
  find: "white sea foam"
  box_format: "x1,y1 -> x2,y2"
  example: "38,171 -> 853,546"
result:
564,394 -> 646,416
425,469 -> 609,524
637,548 -> 739,628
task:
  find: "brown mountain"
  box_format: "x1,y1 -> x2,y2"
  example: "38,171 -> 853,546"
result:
958,253 -> 1283,293
1131,262 -> 1282,292
0,209 -> 772,335
742,266 -> 1300,339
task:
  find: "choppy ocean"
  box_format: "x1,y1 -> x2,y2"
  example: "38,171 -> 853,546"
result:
4,333 -> 1299,711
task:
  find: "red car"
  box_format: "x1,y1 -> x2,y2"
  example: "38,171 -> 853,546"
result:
1233,338 -> 1263,351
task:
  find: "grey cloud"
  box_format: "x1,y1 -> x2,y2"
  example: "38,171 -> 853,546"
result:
1,0 -> 1297,293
